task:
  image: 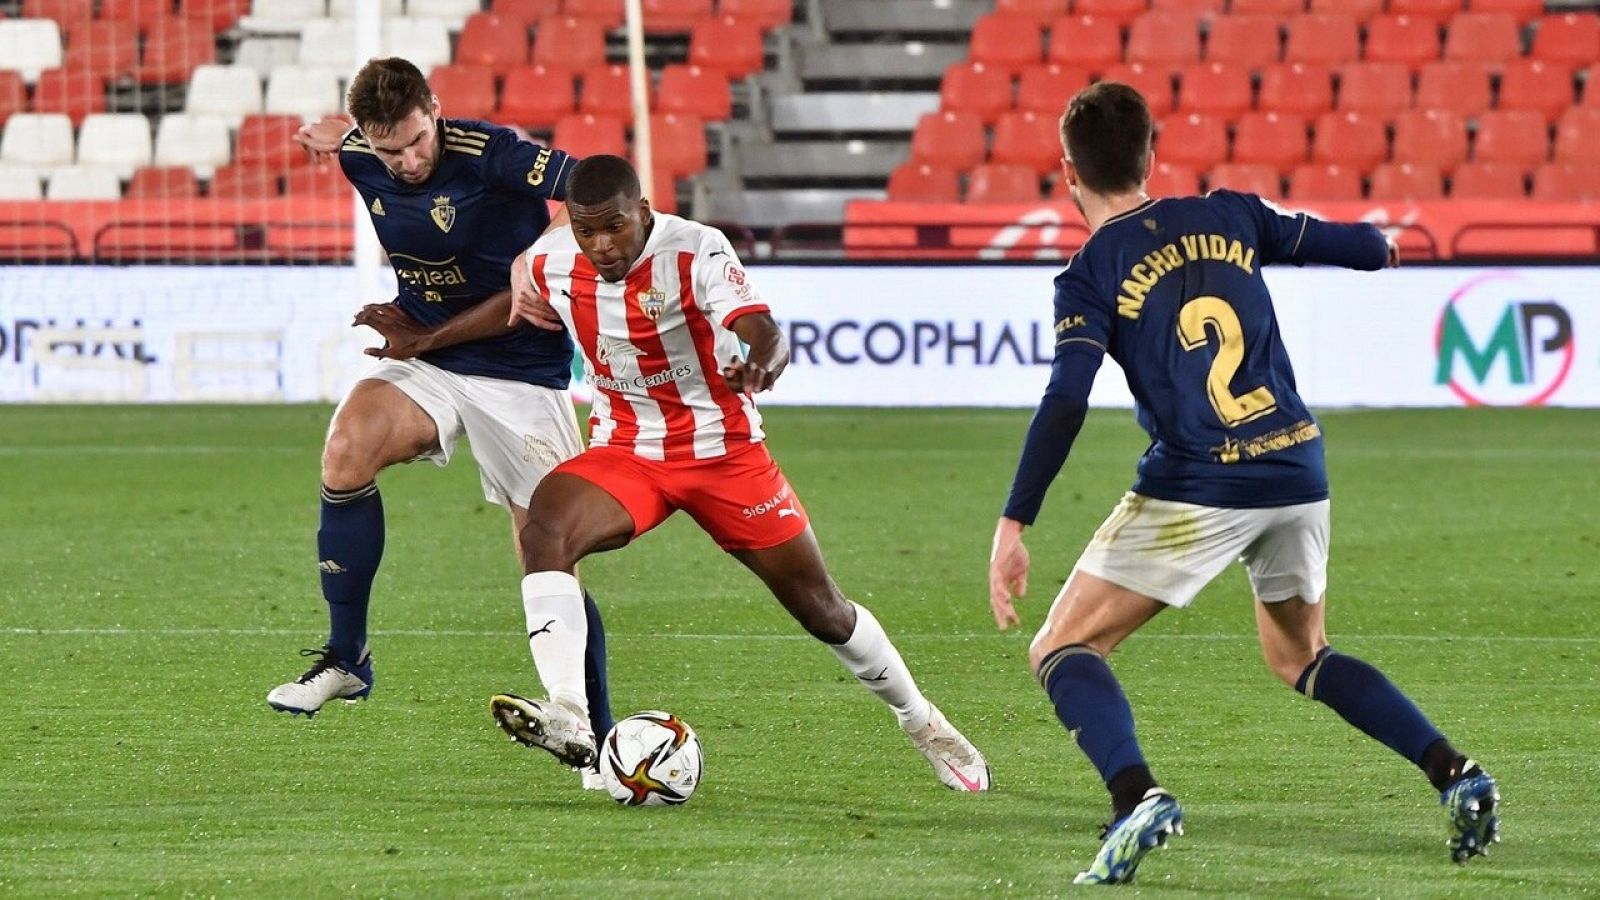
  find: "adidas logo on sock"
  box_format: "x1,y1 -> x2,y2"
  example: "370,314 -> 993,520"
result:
318,559 -> 348,574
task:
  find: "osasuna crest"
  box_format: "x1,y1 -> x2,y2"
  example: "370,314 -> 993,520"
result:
639,287 -> 667,321
430,194 -> 456,233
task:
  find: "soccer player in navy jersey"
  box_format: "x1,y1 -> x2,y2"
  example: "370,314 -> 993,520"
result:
265,59 -> 614,784
986,83 -> 1499,883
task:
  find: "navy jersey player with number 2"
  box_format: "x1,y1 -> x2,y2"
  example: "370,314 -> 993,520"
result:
986,82 -> 1500,884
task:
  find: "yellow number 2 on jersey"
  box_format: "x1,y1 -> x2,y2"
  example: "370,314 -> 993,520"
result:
1176,296 -> 1278,428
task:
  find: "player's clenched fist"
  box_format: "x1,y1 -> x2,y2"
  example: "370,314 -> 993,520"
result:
295,113 -> 354,165
353,302 -> 434,359
722,358 -> 775,394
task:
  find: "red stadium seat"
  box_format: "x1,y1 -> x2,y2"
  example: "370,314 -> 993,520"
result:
1364,15 -> 1442,68
1016,64 -> 1092,114
940,62 -> 1014,124
1414,61 -> 1492,117
1231,0 -> 1303,15
1464,0 -> 1541,23
910,110 -> 987,171
1533,160 -> 1600,200
993,109 -> 1066,173
553,112 -> 627,158
284,163 -> 347,195
646,171 -> 678,213
1289,161 -> 1363,199
1208,162 -> 1283,195
1369,161 -> 1443,199
431,64 -> 498,120
1309,0 -> 1382,22
647,112 -> 707,176
31,69 -> 105,126
1047,15 -> 1123,72
886,161 -> 962,202
1553,107 -> 1600,163
0,72 -> 23,125
966,162 -> 1042,203
63,20 -> 140,83
100,0 -> 175,32
1126,12 -> 1202,72
1497,60 -> 1576,122
1232,111 -> 1309,171
209,162 -> 280,198
1335,62 -> 1412,117
643,0 -> 714,33
1074,0 -> 1151,26
493,0 -> 563,26
1101,63 -> 1176,113
500,64 -> 576,128
1143,160 -> 1200,196
1391,108 -> 1468,169
137,18 -> 216,85
1204,15 -> 1283,69
716,0 -> 792,31
25,0 -> 94,21
1386,0 -> 1462,27
688,17 -> 765,79
533,17 -> 607,72
181,0 -> 249,32
1449,161 -> 1526,197
580,64 -> 652,118
1258,63 -> 1333,117
1157,113 -> 1228,169
1177,62 -> 1252,117
235,114 -> 304,170
1473,109 -> 1550,168
456,13 -> 530,76
997,0 -> 1069,24
127,164 -> 199,198
658,64 -> 732,120
564,0 -> 626,30
970,14 -> 1044,76
1312,110 -> 1387,169
1153,0 -> 1223,16
1443,13 -> 1521,65
1531,14 -> 1600,67
1284,13 -> 1359,66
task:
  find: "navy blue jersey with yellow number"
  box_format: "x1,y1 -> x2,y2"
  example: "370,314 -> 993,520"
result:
339,118 -> 576,387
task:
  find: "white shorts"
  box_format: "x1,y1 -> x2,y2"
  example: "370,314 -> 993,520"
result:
1073,492 -> 1331,608
357,358 -> 583,509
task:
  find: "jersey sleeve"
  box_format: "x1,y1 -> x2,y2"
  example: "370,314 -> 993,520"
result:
1217,190 -> 1390,270
1050,258 -> 1114,370
690,227 -> 769,327
483,129 -> 578,201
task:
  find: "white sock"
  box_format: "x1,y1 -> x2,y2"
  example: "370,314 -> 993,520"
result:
827,602 -> 932,731
522,571 -> 589,719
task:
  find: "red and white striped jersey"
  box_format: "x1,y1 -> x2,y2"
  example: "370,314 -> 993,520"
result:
528,213 -> 771,460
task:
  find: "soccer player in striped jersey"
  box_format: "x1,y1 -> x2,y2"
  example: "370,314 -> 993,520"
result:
484,155 -> 991,793
987,83 -> 1499,883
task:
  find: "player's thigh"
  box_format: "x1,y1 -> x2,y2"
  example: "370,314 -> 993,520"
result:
451,375 -> 585,509
522,448 -> 670,570
324,364 -> 451,484
1031,569 -> 1166,669
1254,596 -> 1328,686
1243,500 -> 1332,682
729,527 -> 853,642
1074,492 -> 1261,609
673,443 -> 811,555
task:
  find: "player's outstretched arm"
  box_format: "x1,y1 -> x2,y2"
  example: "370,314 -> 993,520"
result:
723,312 -> 788,394
295,113 -> 355,166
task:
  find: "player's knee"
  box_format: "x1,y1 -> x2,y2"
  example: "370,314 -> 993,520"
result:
1264,646 -> 1317,688
320,428 -> 380,489
794,588 -> 854,644
518,516 -> 581,573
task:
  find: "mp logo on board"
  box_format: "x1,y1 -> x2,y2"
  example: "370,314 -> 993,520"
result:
1434,273 -> 1574,407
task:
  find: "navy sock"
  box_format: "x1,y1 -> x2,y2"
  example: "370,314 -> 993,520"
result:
1039,644 -> 1150,803
582,590 -> 615,740
1296,647 -> 1445,771
318,482 -> 384,664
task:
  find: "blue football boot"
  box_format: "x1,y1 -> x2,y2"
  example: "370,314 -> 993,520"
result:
1442,762 -> 1500,863
1073,788 -> 1184,885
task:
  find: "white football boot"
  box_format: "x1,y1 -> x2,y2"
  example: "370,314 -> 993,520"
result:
578,766 -> 607,791
905,703 -> 991,791
489,693 -> 598,768
266,646 -> 373,716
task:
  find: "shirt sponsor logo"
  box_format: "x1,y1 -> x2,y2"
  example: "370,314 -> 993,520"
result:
526,147 -> 552,187
589,364 -> 694,392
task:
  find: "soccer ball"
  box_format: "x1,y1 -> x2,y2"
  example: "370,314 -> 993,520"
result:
599,711 -> 703,806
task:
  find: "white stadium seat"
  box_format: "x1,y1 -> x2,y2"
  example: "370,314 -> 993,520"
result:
1,113 -> 76,169
404,0 -> 482,29
187,65 -> 265,128
153,113 -> 234,178
76,113 -> 154,180
234,36 -> 304,78
265,65 -> 344,120
297,19 -> 358,74
328,0 -> 403,17
46,165 -> 124,200
0,164 -> 43,200
242,0 -> 329,33
0,19 -> 65,83
382,19 -> 452,72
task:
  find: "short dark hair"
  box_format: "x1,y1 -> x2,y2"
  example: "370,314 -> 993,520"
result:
346,57 -> 433,135
568,154 -> 641,206
1060,82 -> 1153,195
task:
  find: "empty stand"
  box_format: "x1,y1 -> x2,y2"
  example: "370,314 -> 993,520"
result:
430,64 -> 497,120
1,113 -> 76,169
1284,13 -> 1359,66
1126,12 -> 1203,72
455,13 -> 530,76
533,17 -> 608,72
657,64 -> 731,120
992,109 -> 1065,174
1450,161 -> 1527,198
1415,61 -> 1492,117
0,164 -> 44,199
1444,13 -> 1521,65
1369,161 -> 1443,199
940,62 -> 1013,124
1157,113 -> 1228,170
32,69 -> 106,126
235,113 -> 304,170
688,17 -> 765,79
969,14 -> 1044,76
1290,162 -> 1364,199
284,162 -> 347,194
77,112 -> 154,179
1232,111 -> 1309,171
886,161 -> 961,202
553,112 -> 627,159
153,113 -> 232,176
564,0 -> 626,30
717,0 -> 792,31
138,17 -> 217,85
997,0 -> 1069,25
209,161 -> 280,197
1102,63 -> 1175,113
1533,160 -> 1600,201
1208,162 -> 1282,196
1312,110 -> 1387,169
580,64 -> 651,118
1497,60 -> 1576,122
1205,15 -> 1283,69
1234,0 -> 1304,15
1472,109 -> 1550,168
1073,0 -> 1149,27
492,0 -> 563,26
499,64 -> 576,128
46,164 -> 123,199
642,0 -> 714,34
1258,64 -> 1334,118
1391,108 -> 1468,170
1554,107 -> 1600,163
1310,0 -> 1383,23
1465,0 -> 1542,23
1364,15 -> 1442,68
648,112 -> 707,177
1016,64 -> 1091,115
127,164 -> 200,198
1531,13 -> 1600,67
264,65 -> 342,120
966,162 -> 1040,203
1144,160 -> 1200,196
1335,62 -> 1412,117
62,20 -> 140,84
102,0 -> 177,32
187,64 -> 266,127
1047,15 -> 1123,71
0,19 -> 65,83
1387,0 -> 1462,27
1179,62 -> 1252,117
910,110 -> 986,171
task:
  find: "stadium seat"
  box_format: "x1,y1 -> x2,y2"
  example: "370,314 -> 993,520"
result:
283,161 -> 346,194
586,64 -> 657,118
126,164 -> 200,198
235,113 -> 304,170
644,169 -> 678,213
384,18 -> 452,72
642,0 -> 713,33
553,112 -> 627,159
1530,14 -> 1600,67
31,69 -> 106,126
886,161 -> 961,202
1231,0 -> 1302,15
940,62 -> 1013,124
327,0 -> 401,17
61,20 -> 140,83
1283,13 -> 1359,66
647,111 -> 707,177
1309,0 -> 1382,23
1363,15 -> 1442,68
209,161 -> 281,197
186,64 -> 265,128
1208,162 -> 1283,195
909,110 -> 986,171
138,17 -> 217,85
265,65 -> 342,120
1449,160 -> 1526,197
997,0 -> 1069,25
688,17 -> 765,79
243,0 -> 328,32
563,0 -> 626,30
966,162 -> 1041,203
1586,68 -> 1600,108
492,0 -> 563,26
1157,113 -> 1228,169
1289,161 -> 1364,198
1232,111 -> 1309,171
499,64 -> 576,128
428,64 -> 496,120
717,0 -> 792,31
101,0 -> 177,32
0,19 -> 65,82
1144,160 -> 1200,196
1047,15 -> 1123,72
1258,63 -> 1334,117
24,0 -> 94,22
1126,12 -> 1202,72
1414,61 -> 1492,117
993,109 -> 1066,173
1073,0 -> 1151,27
0,164 -> 44,199
76,112 -> 153,179
1154,0 -> 1224,16
1312,110 -> 1387,169
1532,160 -> 1600,201
1101,63 -> 1176,113
234,36 -> 301,79
1464,0 -> 1541,23
1497,60 -> 1576,122
1016,64 -> 1092,115
1553,107 -> 1600,163
1368,161 -> 1442,199
1386,0 -> 1462,27
1443,13 -> 1520,65
533,17 -> 607,72
970,14 -> 1044,76
153,113 -> 232,176
1178,62 -> 1252,117
46,164 -> 122,199
0,113 -> 76,169
1472,109 -> 1550,168
1335,61 -> 1412,117
181,0 -> 252,32
1391,108 -> 1468,169
658,64 -> 732,120
455,13 -> 530,77
1204,15 -> 1283,69
407,0 -> 483,29
0,72 -> 24,126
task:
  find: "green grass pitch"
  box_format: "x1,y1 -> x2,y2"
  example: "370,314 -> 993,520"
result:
1,405 -> 1596,897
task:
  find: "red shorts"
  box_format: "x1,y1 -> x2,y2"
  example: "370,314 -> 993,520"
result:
553,442 -> 810,551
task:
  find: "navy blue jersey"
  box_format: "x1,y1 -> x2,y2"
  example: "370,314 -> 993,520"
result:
339,118 -> 577,387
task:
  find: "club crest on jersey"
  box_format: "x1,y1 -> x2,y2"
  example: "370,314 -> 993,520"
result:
639,287 -> 667,321
430,195 -> 456,233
